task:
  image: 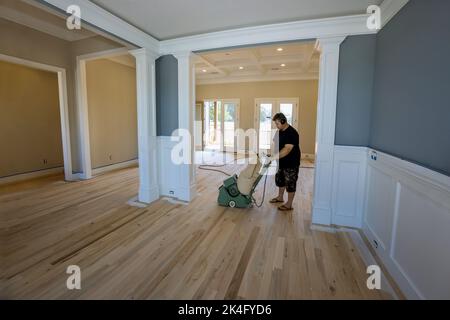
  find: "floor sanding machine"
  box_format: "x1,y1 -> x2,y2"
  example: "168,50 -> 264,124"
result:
216,156 -> 272,208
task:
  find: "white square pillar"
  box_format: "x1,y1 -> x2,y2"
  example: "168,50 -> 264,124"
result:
130,48 -> 160,204
312,37 -> 346,225
173,51 -> 197,202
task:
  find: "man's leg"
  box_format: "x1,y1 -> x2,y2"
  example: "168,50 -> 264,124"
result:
283,167 -> 299,209
285,192 -> 295,209
277,187 -> 286,201
272,168 -> 286,201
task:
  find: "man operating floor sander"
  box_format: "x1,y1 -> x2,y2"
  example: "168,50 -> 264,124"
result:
214,113 -> 301,210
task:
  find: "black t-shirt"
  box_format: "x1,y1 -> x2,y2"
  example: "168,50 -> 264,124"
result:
274,126 -> 301,168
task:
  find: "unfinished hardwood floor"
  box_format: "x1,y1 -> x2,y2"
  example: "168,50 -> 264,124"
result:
1,163 -> 392,299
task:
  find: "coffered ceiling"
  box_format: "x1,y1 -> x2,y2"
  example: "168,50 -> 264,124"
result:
195,41 -> 320,84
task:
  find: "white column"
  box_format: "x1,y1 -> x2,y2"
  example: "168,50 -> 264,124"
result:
130,48 -> 160,204
312,36 -> 346,226
173,51 -> 197,202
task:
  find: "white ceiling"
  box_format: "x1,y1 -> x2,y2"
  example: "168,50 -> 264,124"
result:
195,41 -> 319,85
90,0 -> 383,40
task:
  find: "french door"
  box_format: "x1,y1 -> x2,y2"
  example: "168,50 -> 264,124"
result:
203,99 -> 240,152
254,98 -> 299,153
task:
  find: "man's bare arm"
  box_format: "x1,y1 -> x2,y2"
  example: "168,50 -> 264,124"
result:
271,144 -> 294,160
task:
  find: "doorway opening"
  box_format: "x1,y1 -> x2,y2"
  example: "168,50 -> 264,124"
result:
0,54 -> 72,185
194,41 -> 319,205
76,49 -> 139,179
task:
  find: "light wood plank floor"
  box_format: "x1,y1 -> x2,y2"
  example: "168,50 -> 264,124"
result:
1,163 -> 392,299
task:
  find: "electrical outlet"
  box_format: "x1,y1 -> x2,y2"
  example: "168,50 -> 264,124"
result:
43,159 -> 48,164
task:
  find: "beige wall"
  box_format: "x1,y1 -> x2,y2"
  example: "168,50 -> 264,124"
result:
0,60 -> 63,177
0,18 -> 127,174
86,58 -> 138,169
196,80 -> 319,154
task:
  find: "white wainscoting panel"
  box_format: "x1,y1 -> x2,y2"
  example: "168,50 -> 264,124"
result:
158,136 -> 197,201
158,136 -> 181,198
331,146 -> 368,228
363,149 -> 450,300
364,165 -> 397,251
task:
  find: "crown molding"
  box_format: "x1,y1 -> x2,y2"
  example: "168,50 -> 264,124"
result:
380,0 -> 410,29
41,0 -> 409,57
159,0 -> 408,55
160,14 -> 375,54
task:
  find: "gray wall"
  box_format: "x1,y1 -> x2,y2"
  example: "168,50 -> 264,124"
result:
335,35 -> 377,146
156,55 -> 178,136
370,0 -> 450,176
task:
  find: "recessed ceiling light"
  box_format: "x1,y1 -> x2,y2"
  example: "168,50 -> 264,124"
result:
281,64 -> 286,67
202,69 -> 207,73
239,66 -> 244,70
277,48 -> 283,52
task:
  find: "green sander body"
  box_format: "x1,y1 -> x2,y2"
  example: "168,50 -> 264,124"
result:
217,160 -> 270,208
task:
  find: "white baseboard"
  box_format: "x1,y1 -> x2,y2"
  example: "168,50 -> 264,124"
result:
344,227 -> 401,300
362,222 -> 419,300
91,159 -> 138,176
0,167 -> 64,186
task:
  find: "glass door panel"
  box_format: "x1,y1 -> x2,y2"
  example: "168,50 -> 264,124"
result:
203,99 -> 239,152
255,98 -> 299,153
204,101 -> 221,151
259,103 -> 273,151
279,99 -> 298,129
280,103 -> 294,125
223,102 -> 237,151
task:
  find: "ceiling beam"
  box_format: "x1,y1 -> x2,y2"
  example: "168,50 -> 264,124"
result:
259,54 -> 305,65
197,74 -> 319,85
194,54 -> 227,76
214,58 -> 263,69
160,14 -> 374,54
248,49 -> 266,74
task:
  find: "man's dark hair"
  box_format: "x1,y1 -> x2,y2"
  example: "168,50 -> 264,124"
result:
272,113 -> 287,125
